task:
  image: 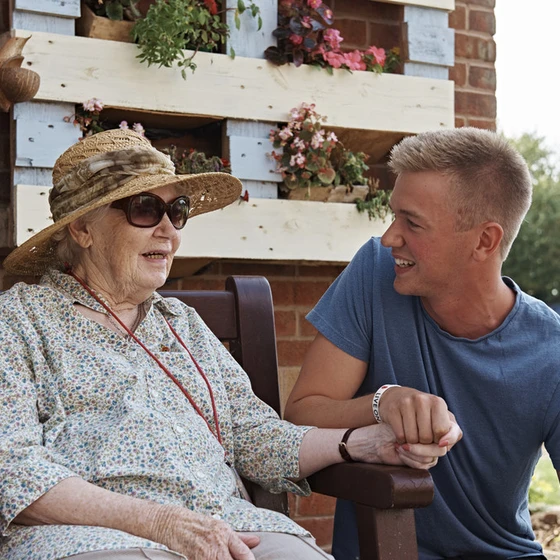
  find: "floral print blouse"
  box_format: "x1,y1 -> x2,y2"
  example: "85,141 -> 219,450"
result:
0,270 -> 312,560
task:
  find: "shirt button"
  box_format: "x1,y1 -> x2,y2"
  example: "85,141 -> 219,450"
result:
152,391 -> 159,399
212,513 -> 221,520
196,471 -> 207,479
176,426 -> 185,434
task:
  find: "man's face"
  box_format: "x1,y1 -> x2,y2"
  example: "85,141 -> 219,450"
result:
380,170 -> 479,302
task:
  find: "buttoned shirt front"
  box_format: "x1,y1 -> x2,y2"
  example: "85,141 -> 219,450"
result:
0,270 -> 312,560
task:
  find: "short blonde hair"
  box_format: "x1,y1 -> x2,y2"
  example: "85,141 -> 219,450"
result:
389,128 -> 532,261
53,205 -> 110,267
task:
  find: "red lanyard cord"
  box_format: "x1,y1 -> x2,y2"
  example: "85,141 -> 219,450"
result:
68,270 -> 223,445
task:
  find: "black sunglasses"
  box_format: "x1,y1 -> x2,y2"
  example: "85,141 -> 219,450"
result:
111,193 -> 191,230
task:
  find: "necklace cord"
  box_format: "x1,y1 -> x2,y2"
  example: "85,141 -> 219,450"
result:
68,270 -> 223,445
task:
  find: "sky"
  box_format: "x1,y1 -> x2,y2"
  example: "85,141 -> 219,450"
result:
495,0 -> 560,151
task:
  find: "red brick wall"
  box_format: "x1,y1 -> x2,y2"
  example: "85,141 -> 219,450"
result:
451,0 -> 497,130
0,0 -> 497,552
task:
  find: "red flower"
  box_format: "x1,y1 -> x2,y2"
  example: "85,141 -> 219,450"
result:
203,0 -> 218,15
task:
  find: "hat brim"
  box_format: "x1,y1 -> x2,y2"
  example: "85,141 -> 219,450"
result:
4,171 -> 242,276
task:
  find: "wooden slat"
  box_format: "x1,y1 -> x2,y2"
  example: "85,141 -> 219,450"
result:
12,11 -> 75,34
404,22 -> 454,67
14,0 -> 80,18
15,118 -> 81,168
13,30 -> 454,135
374,0 -> 454,10
228,136 -> 280,183
14,184 -> 391,263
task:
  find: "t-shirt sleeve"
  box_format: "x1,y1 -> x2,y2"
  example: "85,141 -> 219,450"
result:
306,238 -> 377,362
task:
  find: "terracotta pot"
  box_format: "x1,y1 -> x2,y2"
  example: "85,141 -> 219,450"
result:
0,67 -> 40,107
76,3 -> 135,43
286,184 -> 369,203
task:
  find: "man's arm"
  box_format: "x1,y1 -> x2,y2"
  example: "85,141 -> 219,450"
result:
284,333 -> 373,428
285,333 -> 462,447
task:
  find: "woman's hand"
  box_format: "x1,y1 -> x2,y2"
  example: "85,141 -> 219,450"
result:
347,422 -> 449,469
151,504 -> 260,560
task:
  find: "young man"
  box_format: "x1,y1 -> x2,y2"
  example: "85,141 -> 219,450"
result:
284,128 -> 560,560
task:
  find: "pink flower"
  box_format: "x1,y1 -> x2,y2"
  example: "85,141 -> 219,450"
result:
366,45 -> 386,67
324,28 -> 343,50
324,8 -> 333,19
290,153 -> 306,167
293,138 -> 306,151
132,122 -> 145,136
119,120 -> 129,130
343,50 -> 366,71
83,98 -> 104,112
307,0 -> 322,8
323,50 -> 345,69
326,131 -> 338,143
301,16 -> 312,28
290,34 -> 304,45
278,128 -> 293,141
311,130 -> 325,149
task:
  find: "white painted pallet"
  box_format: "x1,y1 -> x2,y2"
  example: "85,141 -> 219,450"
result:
13,30 -> 454,135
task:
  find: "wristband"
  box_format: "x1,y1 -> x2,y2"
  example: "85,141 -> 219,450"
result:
372,384 -> 401,423
338,427 -> 357,463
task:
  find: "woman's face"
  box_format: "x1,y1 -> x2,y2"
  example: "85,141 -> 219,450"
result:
73,184 -> 183,303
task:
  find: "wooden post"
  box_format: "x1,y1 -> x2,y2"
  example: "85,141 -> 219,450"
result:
403,5 -> 454,80
224,0 -> 280,199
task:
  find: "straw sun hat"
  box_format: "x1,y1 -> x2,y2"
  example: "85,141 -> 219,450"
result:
4,128 -> 242,275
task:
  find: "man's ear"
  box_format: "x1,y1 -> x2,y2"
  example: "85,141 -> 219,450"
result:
473,222 -> 503,262
67,219 -> 93,249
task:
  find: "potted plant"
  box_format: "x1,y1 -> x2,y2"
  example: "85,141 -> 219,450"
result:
64,98 -> 146,137
264,0 -> 399,74
161,145 -> 232,174
131,0 -> 262,79
269,102 -> 371,203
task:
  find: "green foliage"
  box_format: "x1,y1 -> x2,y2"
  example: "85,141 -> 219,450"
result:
529,454 -> 560,508
355,179 -> 393,221
161,145 -> 231,174
85,0 -> 141,21
503,133 -> 560,305
132,0 -> 226,79
132,0 -> 261,79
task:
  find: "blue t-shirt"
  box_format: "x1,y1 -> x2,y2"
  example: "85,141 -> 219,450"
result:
307,237 -> 560,560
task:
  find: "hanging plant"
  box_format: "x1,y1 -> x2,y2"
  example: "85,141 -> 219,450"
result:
132,0 -> 262,79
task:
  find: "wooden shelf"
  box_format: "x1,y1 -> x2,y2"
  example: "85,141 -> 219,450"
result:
13,29 -> 454,136
15,184 -> 390,264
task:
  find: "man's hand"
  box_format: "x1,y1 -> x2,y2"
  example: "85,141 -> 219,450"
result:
378,386 -> 463,448
347,422 -> 448,470
151,505 -> 260,560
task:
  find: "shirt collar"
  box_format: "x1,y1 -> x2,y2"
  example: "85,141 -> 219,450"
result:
41,268 -> 180,316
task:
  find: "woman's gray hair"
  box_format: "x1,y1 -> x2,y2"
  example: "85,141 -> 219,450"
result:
388,127 -> 532,261
53,205 -> 110,267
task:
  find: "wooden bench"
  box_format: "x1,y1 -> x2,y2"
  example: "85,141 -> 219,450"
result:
161,275 -> 435,560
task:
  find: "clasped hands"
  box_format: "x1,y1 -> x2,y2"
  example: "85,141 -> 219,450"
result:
348,387 -> 463,470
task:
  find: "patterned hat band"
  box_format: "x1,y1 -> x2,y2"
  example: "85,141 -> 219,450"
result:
50,146 -> 175,222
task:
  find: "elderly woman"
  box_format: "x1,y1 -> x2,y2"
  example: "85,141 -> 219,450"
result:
0,130 -> 453,560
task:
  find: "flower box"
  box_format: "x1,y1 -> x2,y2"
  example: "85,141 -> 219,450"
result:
75,3 -> 135,43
